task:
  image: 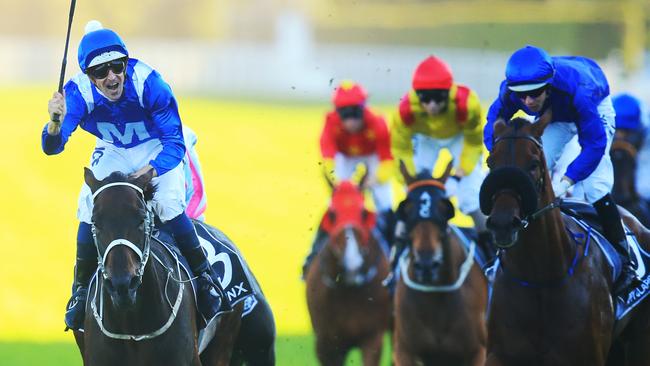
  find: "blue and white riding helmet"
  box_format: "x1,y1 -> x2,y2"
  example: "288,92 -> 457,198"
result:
505,45 -> 555,92
77,20 -> 128,73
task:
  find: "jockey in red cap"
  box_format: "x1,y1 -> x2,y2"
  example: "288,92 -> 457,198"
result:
387,56 -> 491,283
302,80 -> 394,278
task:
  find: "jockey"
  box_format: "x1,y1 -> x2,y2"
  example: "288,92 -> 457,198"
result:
42,21 -> 229,330
302,80 -> 394,278
613,93 -> 647,149
388,56 -> 489,275
484,45 -> 640,295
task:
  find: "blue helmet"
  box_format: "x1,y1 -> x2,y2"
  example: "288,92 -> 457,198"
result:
77,23 -> 128,72
613,93 -> 643,131
505,45 -> 554,92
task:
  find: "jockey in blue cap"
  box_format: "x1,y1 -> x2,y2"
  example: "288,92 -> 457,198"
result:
613,93 -> 650,203
484,45 -> 640,295
43,21 -> 230,331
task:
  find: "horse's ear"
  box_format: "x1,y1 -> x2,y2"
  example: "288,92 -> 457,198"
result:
438,160 -> 453,183
493,119 -> 507,137
132,169 -> 154,190
84,167 -> 101,193
438,198 -> 456,221
358,164 -> 370,190
399,160 -> 415,185
531,109 -> 552,139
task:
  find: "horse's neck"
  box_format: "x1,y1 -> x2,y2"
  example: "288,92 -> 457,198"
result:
505,201 -> 574,282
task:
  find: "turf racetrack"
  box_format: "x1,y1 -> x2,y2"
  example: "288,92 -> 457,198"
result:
0,86 -> 465,365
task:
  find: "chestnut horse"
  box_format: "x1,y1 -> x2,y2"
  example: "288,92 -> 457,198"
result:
305,180 -> 391,366
72,169 -> 272,366
481,117 -> 650,365
393,165 -> 487,366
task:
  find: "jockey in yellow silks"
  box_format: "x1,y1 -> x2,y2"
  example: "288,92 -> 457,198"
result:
387,56 -> 492,278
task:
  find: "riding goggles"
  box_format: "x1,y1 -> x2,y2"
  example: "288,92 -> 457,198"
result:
514,85 -> 547,100
337,105 -> 364,120
416,89 -> 449,104
87,58 -> 127,79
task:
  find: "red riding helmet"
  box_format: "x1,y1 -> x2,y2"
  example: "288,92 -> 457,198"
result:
332,80 -> 368,108
412,56 -> 453,90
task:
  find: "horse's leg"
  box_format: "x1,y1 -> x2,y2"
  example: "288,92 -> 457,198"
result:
485,352 -> 505,366
316,337 -> 346,366
393,334 -> 415,366
360,332 -> 384,366
200,305 -> 244,366
72,330 -> 84,361
470,346 -> 486,366
234,296 -> 276,366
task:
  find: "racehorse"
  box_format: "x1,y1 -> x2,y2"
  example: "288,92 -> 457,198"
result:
611,135 -> 650,228
480,117 -> 650,365
73,169 -> 275,365
305,179 -> 391,366
392,163 -> 487,366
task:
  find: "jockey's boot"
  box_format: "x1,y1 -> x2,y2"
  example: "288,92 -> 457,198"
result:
301,227 -> 329,280
65,257 -> 97,331
376,209 -> 396,245
176,230 -> 232,321
594,194 -> 641,295
382,220 -> 408,290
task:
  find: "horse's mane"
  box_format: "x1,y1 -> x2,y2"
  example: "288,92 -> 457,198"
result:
102,171 -> 156,202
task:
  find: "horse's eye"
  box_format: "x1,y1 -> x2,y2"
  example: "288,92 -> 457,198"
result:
528,162 -> 539,172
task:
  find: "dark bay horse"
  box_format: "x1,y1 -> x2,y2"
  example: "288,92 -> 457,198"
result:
481,117 -> 650,366
611,134 -> 650,227
73,169 -> 274,365
305,180 -> 391,366
393,164 -> 487,366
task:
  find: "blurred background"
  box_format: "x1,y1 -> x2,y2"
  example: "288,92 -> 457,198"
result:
0,0 -> 648,364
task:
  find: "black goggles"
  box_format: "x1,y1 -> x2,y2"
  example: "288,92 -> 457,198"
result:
337,106 -> 364,119
416,89 -> 449,104
513,85 -> 547,100
87,58 -> 127,79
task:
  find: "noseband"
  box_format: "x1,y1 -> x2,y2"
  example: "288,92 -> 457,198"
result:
91,182 -> 154,283
485,132 -> 561,227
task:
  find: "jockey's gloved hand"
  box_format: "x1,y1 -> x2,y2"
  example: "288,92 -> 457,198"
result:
552,176 -> 574,198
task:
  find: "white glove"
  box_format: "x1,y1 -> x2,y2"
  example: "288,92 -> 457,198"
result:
552,177 -> 573,197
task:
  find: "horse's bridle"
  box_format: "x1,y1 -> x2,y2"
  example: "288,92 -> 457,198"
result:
91,182 -> 154,283
490,133 -> 561,227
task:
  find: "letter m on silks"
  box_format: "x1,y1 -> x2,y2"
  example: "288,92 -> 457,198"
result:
97,121 -> 151,145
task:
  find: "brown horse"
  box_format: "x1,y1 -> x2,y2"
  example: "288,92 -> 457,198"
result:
611,135 -> 650,227
72,169 -> 250,366
393,165 -> 487,366
305,180 -> 391,366
481,117 -> 650,366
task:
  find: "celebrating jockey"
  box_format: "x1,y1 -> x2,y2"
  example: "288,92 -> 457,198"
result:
302,81 -> 394,277
42,21 -> 229,330
388,56 -> 489,274
484,45 -> 640,294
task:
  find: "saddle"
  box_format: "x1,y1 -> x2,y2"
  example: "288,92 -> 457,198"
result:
154,222 -> 259,323
560,199 -> 650,320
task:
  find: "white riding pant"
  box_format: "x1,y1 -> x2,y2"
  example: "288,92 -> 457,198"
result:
77,138 -> 187,224
333,153 -> 393,212
542,96 -> 616,204
412,133 -> 486,214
